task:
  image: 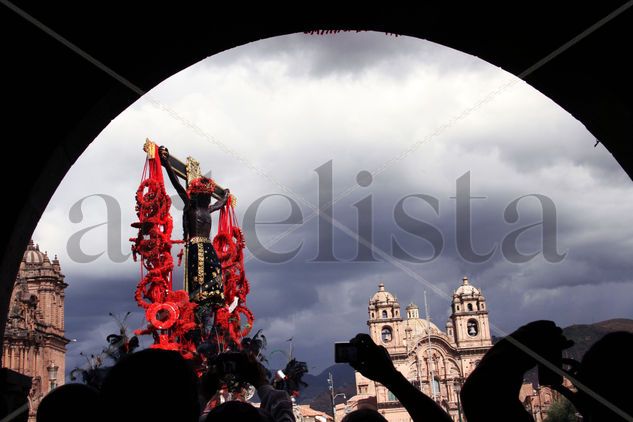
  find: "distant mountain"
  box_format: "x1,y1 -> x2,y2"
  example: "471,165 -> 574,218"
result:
562,318 -> 633,361
297,363 -> 356,415
308,382 -> 357,416
299,363 -> 356,401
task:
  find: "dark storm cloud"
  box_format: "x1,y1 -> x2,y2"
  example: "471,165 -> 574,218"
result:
205,32 -> 490,79
221,143 -> 633,367
236,167 -> 633,371
447,92 -> 626,179
63,274 -> 148,377
483,280 -> 633,335
60,159 -> 633,374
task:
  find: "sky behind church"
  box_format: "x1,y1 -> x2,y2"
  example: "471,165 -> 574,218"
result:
32,32 -> 633,377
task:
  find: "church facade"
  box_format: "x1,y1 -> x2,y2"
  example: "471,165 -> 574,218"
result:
2,240 -> 69,421
349,277 -> 492,422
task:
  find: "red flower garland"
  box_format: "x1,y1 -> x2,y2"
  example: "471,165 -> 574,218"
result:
212,201 -> 254,347
131,143 -> 197,359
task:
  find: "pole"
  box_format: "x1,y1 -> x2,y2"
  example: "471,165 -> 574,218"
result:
328,372 -> 336,422
456,392 -> 463,422
424,291 -> 437,401
287,337 -> 294,362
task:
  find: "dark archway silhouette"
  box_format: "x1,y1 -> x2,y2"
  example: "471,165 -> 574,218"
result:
2,3 -> 632,343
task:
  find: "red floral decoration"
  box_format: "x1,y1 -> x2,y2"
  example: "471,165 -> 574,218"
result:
212,201 -> 254,347
130,143 -> 196,359
187,177 -> 216,197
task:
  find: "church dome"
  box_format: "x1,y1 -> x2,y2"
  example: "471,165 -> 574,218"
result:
370,283 -> 397,304
406,302 -> 419,310
404,317 -> 441,335
23,240 -> 46,265
454,276 -> 480,296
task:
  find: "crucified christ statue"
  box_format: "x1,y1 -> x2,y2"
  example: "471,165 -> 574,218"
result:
158,146 -> 230,310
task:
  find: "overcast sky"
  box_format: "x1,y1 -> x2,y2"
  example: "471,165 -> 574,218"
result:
32,32 -> 633,377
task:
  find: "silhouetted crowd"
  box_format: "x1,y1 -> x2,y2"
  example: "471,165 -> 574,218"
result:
33,320 -> 633,422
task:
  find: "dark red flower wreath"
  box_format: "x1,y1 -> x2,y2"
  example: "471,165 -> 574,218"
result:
187,177 -> 216,197
131,143 -> 197,360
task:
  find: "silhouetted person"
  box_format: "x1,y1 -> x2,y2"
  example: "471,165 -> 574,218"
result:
36,383 -> 98,422
347,334 -> 452,422
200,352 -> 294,422
567,331 -> 633,421
205,401 -> 274,422
341,408 -> 388,422
460,320 -> 573,422
98,349 -> 200,422
462,321 -> 633,421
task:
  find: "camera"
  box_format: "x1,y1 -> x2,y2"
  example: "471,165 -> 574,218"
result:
207,352 -> 243,377
221,359 -> 238,375
335,342 -> 359,364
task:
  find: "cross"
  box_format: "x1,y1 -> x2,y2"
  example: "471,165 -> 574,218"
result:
144,139 -> 230,201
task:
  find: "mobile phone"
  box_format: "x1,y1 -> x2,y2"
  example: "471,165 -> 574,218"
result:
335,342 -> 359,363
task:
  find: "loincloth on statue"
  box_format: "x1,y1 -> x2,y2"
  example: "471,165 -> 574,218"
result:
187,236 -> 224,307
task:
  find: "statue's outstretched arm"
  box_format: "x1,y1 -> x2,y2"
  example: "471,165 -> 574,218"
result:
159,146 -> 189,204
210,188 -> 230,213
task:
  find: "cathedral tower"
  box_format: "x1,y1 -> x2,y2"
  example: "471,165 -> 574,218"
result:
2,240 -> 69,421
367,283 -> 403,350
449,276 -> 492,349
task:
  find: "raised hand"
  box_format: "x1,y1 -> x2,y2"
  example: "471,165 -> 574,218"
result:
158,146 -> 169,165
242,352 -> 269,389
488,320 -> 573,374
345,333 -> 452,422
348,333 -> 397,384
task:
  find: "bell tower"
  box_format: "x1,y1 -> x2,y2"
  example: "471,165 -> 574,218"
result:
449,276 -> 492,349
367,283 -> 404,350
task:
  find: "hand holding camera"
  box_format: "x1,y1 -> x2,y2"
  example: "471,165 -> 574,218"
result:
336,334 -> 398,385
481,320 -> 573,386
203,351 -> 269,393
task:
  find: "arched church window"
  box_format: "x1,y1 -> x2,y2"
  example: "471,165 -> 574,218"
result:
381,326 -> 392,343
371,312 -> 375,319
481,303 -> 485,309
382,310 -> 388,319
456,305 -> 460,311
467,319 -> 479,336
432,378 -> 441,397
